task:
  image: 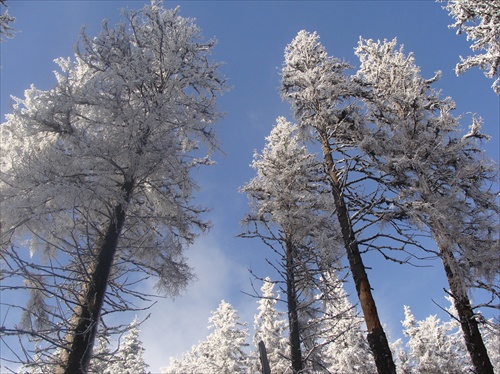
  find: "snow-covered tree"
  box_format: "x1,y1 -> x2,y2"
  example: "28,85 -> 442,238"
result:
162,300 -> 249,374
0,2 -> 225,372
87,334 -> 113,374
106,319 -> 149,374
240,116 -> 341,372
399,305 -> 471,373
480,322 -> 500,372
354,37 -> 498,374
251,277 -> 289,374
280,30 -> 397,374
320,271 -> 376,373
439,0 -> 500,94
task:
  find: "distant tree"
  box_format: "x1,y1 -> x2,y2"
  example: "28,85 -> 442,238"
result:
354,37 -> 498,374
320,271 -> 376,373
88,334 -> 113,374
280,30 -> 398,374
480,321 -> 500,372
162,300 -> 249,374
439,0 -> 500,94
240,116 -> 342,372
0,2 -> 225,372
399,305 -> 471,373
0,0 -> 15,41
106,318 -> 149,374
250,277 -> 289,374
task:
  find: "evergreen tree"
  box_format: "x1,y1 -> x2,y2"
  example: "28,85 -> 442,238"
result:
106,319 -> 149,374
251,277 -> 289,374
321,271 -> 376,373
439,0 -> 500,94
281,30 -> 396,374
0,0 -> 15,41
241,116 -> 341,372
399,305 -> 471,373
162,300 -> 249,374
88,334 -> 112,373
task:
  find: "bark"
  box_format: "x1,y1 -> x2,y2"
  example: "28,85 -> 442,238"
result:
319,132 -> 396,374
285,239 -> 303,373
440,249 -> 494,374
58,180 -> 134,374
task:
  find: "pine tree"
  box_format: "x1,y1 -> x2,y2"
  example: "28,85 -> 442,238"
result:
241,116 -> 341,372
439,0 -> 500,94
106,319 -> 149,374
251,277 -> 289,374
321,271 -> 376,373
280,30 -> 396,374
400,305 -> 471,373
162,300 -> 249,374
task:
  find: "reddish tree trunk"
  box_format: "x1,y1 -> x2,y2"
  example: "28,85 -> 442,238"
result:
440,250 -> 494,374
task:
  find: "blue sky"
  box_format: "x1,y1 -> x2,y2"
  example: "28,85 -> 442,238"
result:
1,1 -> 498,372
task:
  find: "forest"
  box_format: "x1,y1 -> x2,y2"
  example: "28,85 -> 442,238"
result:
0,0 -> 498,373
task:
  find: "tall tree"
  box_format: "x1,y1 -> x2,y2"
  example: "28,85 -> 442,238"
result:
280,30 -> 397,374
354,37 -> 499,374
162,300 -> 249,374
439,0 -> 500,94
0,2 -> 225,372
251,277 -> 289,374
240,116 -> 342,373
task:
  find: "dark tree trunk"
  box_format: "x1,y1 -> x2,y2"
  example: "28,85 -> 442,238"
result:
59,180 -> 134,374
440,250 -> 494,374
285,239 -> 303,373
319,134 -> 396,374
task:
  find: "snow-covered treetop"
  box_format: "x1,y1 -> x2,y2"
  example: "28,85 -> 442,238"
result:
0,2 -> 226,298
354,37 -> 499,291
241,116 -> 341,265
281,30 -> 363,143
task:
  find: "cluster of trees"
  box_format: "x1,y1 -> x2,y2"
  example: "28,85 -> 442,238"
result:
163,277 -> 500,373
0,0 -> 498,373
237,27 -> 498,374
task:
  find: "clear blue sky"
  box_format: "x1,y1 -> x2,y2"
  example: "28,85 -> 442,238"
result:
1,1 -> 498,372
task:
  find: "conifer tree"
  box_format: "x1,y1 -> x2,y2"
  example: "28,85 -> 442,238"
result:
439,0 -> 500,94
241,116 -> 341,372
320,271 -> 376,373
251,277 -> 289,374
280,30 -> 397,374
399,305 -> 472,373
162,301 -> 249,374
106,319 -> 149,374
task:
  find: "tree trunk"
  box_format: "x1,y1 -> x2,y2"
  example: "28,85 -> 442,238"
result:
319,134 -> 396,374
58,180 -> 134,374
285,239 -> 303,373
440,249 -> 494,374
